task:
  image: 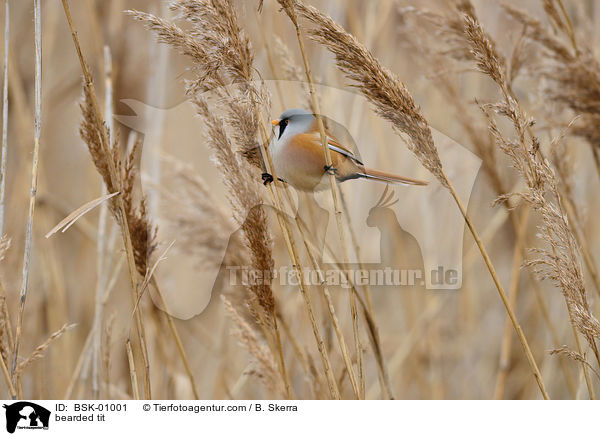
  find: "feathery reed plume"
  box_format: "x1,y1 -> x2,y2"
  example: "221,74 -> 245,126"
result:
275,0 -> 366,398
194,97 -> 275,322
122,140 -> 158,276
295,0 -> 549,399
502,4 -> 600,176
80,90 -> 158,276
395,23 -> 543,397
405,0 -> 597,396
296,2 -> 446,187
452,7 -> 600,382
0,236 -> 12,365
62,0 -> 155,398
0,233 -> 7,262
273,36 -> 304,83
14,323 -> 75,377
158,154 -> 244,269
500,3 -> 600,300
129,0 -> 298,398
0,301 -> 8,366
0,280 -> 15,399
272,36 -> 324,115
550,346 -> 600,381
128,4 -> 274,321
223,297 -> 284,395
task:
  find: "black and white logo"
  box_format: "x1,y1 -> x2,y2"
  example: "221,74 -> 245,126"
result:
2,402 -> 50,433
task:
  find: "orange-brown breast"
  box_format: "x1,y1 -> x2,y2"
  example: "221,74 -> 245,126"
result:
288,132 -> 360,183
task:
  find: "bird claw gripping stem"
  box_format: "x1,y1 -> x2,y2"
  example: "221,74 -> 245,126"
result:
262,172 -> 274,185
324,164 -> 338,175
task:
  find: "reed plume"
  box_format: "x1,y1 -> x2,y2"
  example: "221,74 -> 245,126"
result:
129,0 -> 291,395
294,0 -> 549,398
451,4 -> 600,377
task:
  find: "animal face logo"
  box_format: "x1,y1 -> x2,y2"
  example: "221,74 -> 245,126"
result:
112,80 -> 481,319
3,402 -> 50,433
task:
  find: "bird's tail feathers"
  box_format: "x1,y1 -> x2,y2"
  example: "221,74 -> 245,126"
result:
359,168 -> 427,186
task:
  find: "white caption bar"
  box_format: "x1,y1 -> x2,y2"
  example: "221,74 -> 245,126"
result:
0,400 -> 594,435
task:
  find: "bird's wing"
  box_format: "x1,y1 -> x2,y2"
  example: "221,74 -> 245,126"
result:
307,131 -> 364,165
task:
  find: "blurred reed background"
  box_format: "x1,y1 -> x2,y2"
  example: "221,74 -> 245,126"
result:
0,0 -> 599,400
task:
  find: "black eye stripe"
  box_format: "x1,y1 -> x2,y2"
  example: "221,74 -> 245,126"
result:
278,119 -> 289,139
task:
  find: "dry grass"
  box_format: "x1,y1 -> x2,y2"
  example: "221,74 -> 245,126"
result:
0,0 -> 599,400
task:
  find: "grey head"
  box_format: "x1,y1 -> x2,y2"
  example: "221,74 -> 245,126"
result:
274,108 -> 315,141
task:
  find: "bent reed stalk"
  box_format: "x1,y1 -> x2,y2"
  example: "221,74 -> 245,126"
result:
294,0 -> 550,399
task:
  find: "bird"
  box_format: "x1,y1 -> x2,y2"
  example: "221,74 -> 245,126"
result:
265,108 -> 427,191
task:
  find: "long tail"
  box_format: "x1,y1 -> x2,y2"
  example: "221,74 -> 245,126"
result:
358,167 -> 427,186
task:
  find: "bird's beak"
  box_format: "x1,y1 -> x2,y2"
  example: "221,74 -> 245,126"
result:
271,119 -> 279,126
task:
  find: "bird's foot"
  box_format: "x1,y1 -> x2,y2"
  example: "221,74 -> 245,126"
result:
324,164 -> 338,175
262,172 -> 274,185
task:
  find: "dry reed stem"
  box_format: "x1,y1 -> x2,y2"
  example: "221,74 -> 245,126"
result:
296,0 -> 549,399
102,314 -> 115,399
432,67 -> 580,397
0,0 -> 8,237
554,0 -> 577,52
292,200 -> 394,398
64,326 -> 94,400
44,192 -> 119,238
290,199 -> 360,398
446,176 -> 548,399
136,1 -> 299,398
0,280 -> 15,398
528,278 -> 577,398
457,9 -> 600,374
125,340 -> 140,400
338,191 -> 394,399
61,0 -> 152,399
432,60 -> 581,397
256,115 -> 338,398
493,206 -> 529,399
13,0 -> 42,389
451,2 -> 600,393
129,2 -> 312,399
194,91 -> 295,397
483,200 -> 582,398
0,344 -> 14,398
150,277 -> 199,400
92,45 -> 113,400
62,255 -> 123,399
255,17 -> 351,397
253,46 -> 341,399
308,223 -> 397,398
278,1 -> 364,397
